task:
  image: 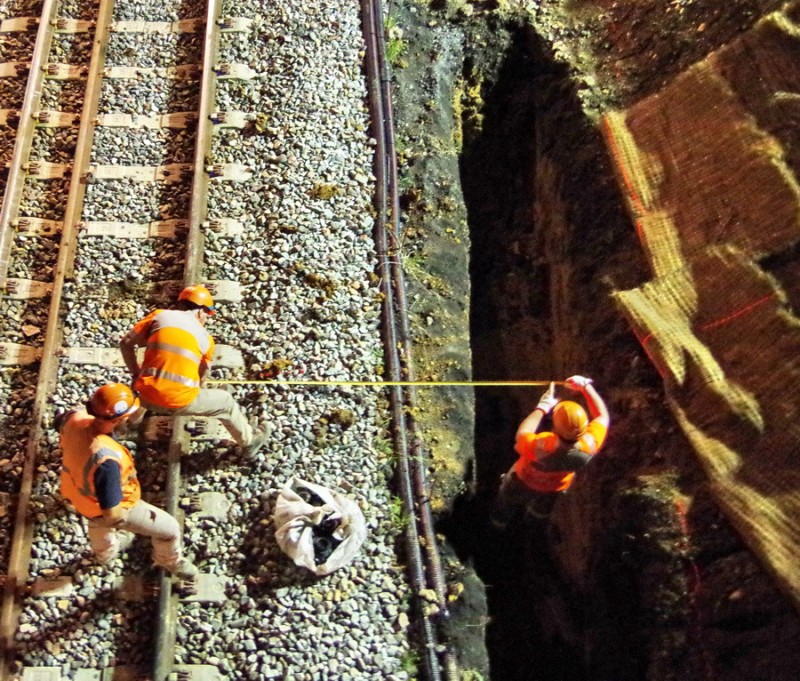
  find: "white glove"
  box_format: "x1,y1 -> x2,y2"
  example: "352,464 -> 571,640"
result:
566,375 -> 592,390
535,382 -> 558,414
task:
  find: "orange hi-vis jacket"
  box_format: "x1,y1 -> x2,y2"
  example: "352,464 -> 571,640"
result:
131,309 -> 215,409
60,410 -> 141,518
513,420 -> 608,493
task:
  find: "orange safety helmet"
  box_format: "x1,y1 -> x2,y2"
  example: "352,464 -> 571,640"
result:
552,401 -> 589,442
87,383 -> 140,420
178,284 -> 215,314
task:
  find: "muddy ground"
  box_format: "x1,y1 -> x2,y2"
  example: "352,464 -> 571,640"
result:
386,1 -> 800,680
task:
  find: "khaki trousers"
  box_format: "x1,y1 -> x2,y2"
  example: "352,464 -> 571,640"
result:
140,387 -> 253,445
87,499 -> 182,570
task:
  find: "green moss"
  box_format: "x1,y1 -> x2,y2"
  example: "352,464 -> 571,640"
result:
400,648 -> 420,675
303,272 -> 337,297
309,183 -> 341,200
325,408 -> 356,429
389,495 -> 409,530
387,38 -> 406,66
452,82 -> 464,149
462,670 -> 486,681
385,15 -> 407,67
257,358 -> 293,377
253,112 -> 269,133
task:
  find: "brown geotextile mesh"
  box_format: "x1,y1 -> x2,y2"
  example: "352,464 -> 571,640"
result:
604,5 -> 800,608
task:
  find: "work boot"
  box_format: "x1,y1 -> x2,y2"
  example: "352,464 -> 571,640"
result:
95,530 -> 136,565
490,517 -> 509,533
116,530 -> 136,553
245,423 -> 271,458
169,557 -> 198,581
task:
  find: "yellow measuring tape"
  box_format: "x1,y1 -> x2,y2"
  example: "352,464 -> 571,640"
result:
207,379 -> 564,387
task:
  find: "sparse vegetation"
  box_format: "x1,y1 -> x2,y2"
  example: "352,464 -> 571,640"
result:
385,15 -> 407,67
388,495 -> 409,530
400,647 -> 420,675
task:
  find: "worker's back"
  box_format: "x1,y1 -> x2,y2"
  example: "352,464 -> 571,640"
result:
134,309 -> 214,408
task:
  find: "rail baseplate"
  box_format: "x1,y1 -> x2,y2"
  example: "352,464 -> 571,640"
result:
63,345 -> 244,368
22,160 -> 70,179
0,109 -> 20,125
21,668 -> 60,680
5,278 -> 52,299
153,279 -> 243,302
209,111 -> 250,128
142,416 -> 235,442
0,17 -> 38,32
31,577 -> 72,597
170,665 -> 223,681
206,163 -> 252,181
15,217 -> 62,236
52,18 -> 92,33
44,63 -> 87,79
110,18 -> 204,33
73,666 -> 138,681
183,492 -> 231,520
218,17 -> 252,32
213,63 -> 256,80
33,110 -> 81,127
0,62 -> 30,77
177,574 -> 226,604
103,65 -> 201,79
80,219 -> 187,238
0,343 -> 42,365
112,576 -> 158,601
95,112 -> 197,129
87,163 -> 192,184
202,218 -> 244,236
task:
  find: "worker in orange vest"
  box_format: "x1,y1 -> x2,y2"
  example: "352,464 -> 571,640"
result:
120,285 -> 268,457
59,383 -> 197,579
492,375 -> 610,529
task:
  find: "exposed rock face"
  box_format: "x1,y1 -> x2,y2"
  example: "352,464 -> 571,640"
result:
390,1 -> 800,678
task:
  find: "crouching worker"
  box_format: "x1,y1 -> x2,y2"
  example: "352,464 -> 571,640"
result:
59,383 -> 197,579
492,375 -> 610,530
120,284 -> 268,457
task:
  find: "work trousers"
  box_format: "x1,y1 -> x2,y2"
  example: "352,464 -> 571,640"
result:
140,387 -> 252,445
87,499 -> 182,570
492,468 -> 561,529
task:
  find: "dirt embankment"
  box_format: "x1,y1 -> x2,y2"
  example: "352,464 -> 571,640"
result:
389,1 -> 800,679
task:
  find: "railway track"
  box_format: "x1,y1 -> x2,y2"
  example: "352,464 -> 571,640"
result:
0,0 -> 458,679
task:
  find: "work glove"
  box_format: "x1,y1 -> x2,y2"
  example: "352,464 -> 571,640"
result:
535,382 -> 558,414
566,375 -> 592,390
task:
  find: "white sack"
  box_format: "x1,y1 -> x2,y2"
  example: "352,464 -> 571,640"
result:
273,477 -> 367,576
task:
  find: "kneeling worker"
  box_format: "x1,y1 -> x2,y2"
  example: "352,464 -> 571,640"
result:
120,284 -> 268,456
493,375 -> 610,528
59,383 -> 197,578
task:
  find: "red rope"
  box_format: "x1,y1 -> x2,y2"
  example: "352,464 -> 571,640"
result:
674,496 -> 717,681
638,293 -> 772,350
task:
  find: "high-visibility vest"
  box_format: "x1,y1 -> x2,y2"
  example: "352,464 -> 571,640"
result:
131,309 -> 214,409
60,410 -> 141,518
514,420 -> 608,493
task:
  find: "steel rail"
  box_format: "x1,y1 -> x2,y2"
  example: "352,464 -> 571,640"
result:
0,0 -> 59,287
152,0 -> 222,675
360,1 -> 454,678
0,0 -> 116,675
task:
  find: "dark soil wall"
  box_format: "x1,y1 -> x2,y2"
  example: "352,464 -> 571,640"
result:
389,1 -> 800,679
